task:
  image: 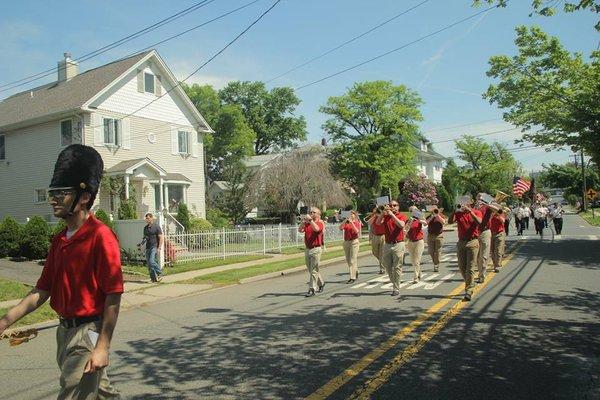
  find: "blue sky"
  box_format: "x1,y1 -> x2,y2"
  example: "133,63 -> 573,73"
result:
1,0 -> 597,172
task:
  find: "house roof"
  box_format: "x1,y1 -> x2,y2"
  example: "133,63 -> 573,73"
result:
210,181 -> 230,190
243,153 -> 282,169
165,173 -> 191,182
0,51 -> 151,130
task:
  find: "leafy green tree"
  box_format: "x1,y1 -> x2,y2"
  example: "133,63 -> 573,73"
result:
485,26 -> 600,167
474,0 -> 600,30
539,162 -> 599,198
205,208 -> 231,228
441,159 -> 462,204
183,83 -> 221,126
320,81 -> 422,210
21,216 -> 51,260
220,81 -> 307,154
435,183 -> 454,212
118,200 -> 137,220
214,161 -> 254,224
454,135 -> 522,196
95,209 -> 113,230
0,217 -> 22,258
176,203 -> 192,232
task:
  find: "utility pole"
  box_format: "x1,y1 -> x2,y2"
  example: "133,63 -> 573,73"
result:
581,148 -> 588,212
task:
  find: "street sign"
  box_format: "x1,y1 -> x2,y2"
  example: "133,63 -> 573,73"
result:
586,188 -> 598,200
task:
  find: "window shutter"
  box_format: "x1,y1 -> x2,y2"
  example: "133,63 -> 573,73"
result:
190,131 -> 198,158
137,70 -> 144,93
92,113 -> 104,146
155,75 -> 162,96
171,127 -> 179,155
121,118 -> 131,149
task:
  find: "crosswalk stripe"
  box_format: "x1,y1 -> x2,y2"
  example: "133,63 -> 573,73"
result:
424,273 -> 455,290
408,273 -> 439,290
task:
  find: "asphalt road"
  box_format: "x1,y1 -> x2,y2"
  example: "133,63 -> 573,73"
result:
0,214 -> 598,399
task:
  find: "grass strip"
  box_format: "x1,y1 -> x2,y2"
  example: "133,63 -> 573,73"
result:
0,303 -> 58,329
184,244 -> 372,286
122,254 -> 271,276
0,278 -> 32,302
580,210 -> 600,226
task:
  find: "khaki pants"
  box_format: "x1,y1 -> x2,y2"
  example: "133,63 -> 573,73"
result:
56,320 -> 120,400
343,239 -> 360,279
382,242 -> 405,291
305,246 -> 324,291
427,234 -> 444,266
477,229 -> 492,279
457,239 -> 479,295
406,239 -> 424,280
370,234 -> 385,270
491,232 -> 506,269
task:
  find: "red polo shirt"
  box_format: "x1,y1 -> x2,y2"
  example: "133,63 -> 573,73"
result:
490,215 -> 505,234
304,220 -> 324,248
342,220 -> 361,241
407,219 -> 424,241
36,214 -> 124,318
383,212 -> 408,244
454,209 -> 483,240
371,219 -> 386,235
427,215 -> 444,235
478,204 -> 492,231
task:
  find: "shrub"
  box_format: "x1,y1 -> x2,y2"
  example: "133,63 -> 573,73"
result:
566,194 -> 578,207
21,216 -> 51,260
399,175 -> 438,210
0,216 -> 23,258
50,219 -> 67,239
189,217 -> 213,233
176,203 -> 191,231
95,209 -> 113,229
435,183 -> 454,212
205,208 -> 230,228
118,200 -> 137,220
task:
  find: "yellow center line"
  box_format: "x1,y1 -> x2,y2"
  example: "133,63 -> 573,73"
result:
304,242 -> 522,400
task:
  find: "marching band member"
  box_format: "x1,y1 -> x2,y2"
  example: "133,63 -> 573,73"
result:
340,210 -> 362,283
377,200 -> 408,296
366,207 -> 386,274
426,206 -> 446,272
490,208 -> 507,273
299,207 -> 325,297
475,193 -> 493,284
406,207 -> 428,283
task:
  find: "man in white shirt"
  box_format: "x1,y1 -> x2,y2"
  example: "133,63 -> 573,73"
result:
533,203 -> 548,236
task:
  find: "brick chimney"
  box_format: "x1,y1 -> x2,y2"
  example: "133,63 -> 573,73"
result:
57,52 -> 79,82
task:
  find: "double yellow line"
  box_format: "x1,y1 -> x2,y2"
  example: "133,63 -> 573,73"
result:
306,242 -> 522,400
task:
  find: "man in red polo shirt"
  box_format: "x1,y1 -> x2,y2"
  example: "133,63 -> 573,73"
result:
475,193 -> 493,284
367,207 -> 386,274
449,195 -> 482,301
490,208 -> 507,273
0,145 -> 123,399
376,201 -> 408,296
299,207 -> 325,297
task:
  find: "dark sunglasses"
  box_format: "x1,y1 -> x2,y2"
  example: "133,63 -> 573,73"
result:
47,187 -> 76,200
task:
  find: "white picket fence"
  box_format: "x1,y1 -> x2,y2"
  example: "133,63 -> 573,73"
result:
163,224 -> 348,263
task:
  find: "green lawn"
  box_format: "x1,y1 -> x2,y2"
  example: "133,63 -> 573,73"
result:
0,303 -> 58,329
122,254 -> 272,276
580,210 -> 600,226
184,243 -> 372,286
0,278 -> 32,302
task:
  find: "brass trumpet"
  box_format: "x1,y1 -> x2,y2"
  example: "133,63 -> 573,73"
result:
495,190 -> 509,203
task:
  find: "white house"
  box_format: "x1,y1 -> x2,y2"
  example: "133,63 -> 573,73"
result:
0,50 -> 213,223
414,140 -> 445,183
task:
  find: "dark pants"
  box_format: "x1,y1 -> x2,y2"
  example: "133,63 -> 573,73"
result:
554,218 -> 563,235
534,218 -> 545,235
524,217 -> 529,229
515,218 -> 524,235
504,219 -> 510,235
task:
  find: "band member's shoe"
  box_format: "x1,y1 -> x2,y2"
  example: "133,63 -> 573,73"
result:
379,269 -> 385,274
318,283 -> 325,293
305,289 -> 315,297
493,267 -> 500,273
346,279 -> 355,284
433,265 -> 439,272
464,293 -> 472,301
391,290 -> 400,296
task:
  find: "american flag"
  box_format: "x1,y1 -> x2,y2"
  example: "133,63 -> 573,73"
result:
513,177 -> 531,197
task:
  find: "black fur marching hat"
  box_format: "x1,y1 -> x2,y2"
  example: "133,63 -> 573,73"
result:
50,144 -> 104,209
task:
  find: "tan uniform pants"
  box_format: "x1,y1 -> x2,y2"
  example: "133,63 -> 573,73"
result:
382,242 -> 405,291
56,320 -> 120,400
477,229 -> 492,279
370,234 -> 385,270
406,239 -> 425,280
491,232 -> 506,269
457,238 -> 479,295
427,234 -> 444,266
305,246 -> 324,291
343,239 -> 360,279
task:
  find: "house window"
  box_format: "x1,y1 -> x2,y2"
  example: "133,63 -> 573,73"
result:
34,188 -> 47,203
144,72 -> 155,94
103,118 -> 120,146
0,134 -> 5,160
61,119 -> 73,146
178,131 -> 189,154
167,185 -> 185,212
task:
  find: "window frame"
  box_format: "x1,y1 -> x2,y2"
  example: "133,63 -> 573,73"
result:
177,130 -> 190,155
144,72 -> 155,94
103,117 -> 121,147
34,188 -> 47,204
60,118 -> 73,147
0,133 -> 5,161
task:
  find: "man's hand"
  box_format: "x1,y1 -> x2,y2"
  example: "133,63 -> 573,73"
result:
84,347 -> 109,374
0,318 -> 9,336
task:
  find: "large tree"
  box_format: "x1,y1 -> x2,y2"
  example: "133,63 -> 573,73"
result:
484,26 -> 600,168
539,162 -> 599,198
213,160 -> 255,224
320,81 -> 422,210
454,135 -> 522,196
219,81 -> 307,154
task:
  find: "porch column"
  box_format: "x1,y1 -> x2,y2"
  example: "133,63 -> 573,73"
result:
124,174 -> 130,199
159,177 -> 165,212
164,184 -> 170,212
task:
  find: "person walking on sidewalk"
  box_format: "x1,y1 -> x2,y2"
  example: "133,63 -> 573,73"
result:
377,201 -> 408,296
140,213 -> 164,283
426,206 -> 446,272
0,145 -> 123,399
340,210 -> 362,284
490,209 -> 506,273
299,207 -> 325,297
406,208 -> 427,284
449,196 -> 482,301
367,208 -> 386,274
475,193 -> 493,284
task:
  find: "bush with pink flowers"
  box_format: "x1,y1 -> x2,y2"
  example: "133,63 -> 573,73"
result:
399,175 -> 438,210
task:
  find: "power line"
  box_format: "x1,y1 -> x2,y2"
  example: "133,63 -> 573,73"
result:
422,118 -> 503,134
265,0 -> 431,83
295,3 -> 501,91
0,0 -> 217,93
430,127 -> 520,144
